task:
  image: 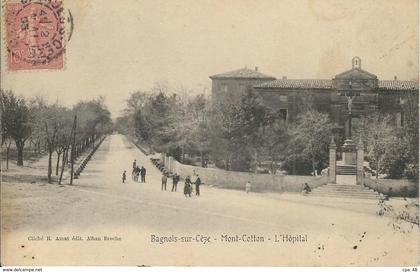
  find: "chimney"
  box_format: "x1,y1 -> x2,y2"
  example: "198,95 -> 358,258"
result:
282,76 -> 287,80
255,66 -> 258,72
394,75 -> 397,80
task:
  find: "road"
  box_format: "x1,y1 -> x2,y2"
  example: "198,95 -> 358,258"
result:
1,134 -> 418,266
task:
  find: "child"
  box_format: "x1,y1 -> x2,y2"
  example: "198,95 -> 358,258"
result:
122,170 -> 127,183
245,181 -> 251,193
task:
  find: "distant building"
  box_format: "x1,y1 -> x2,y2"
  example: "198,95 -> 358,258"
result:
210,57 -> 418,140
209,67 -> 276,104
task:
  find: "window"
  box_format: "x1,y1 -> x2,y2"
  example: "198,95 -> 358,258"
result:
396,112 -> 404,128
221,84 -> 228,93
279,95 -> 288,102
279,109 -> 288,121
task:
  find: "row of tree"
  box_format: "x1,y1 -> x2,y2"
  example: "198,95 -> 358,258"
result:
115,85 -> 333,175
117,84 -> 418,179
0,90 -> 113,183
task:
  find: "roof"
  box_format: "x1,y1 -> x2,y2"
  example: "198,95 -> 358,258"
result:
255,79 -> 333,89
255,79 -> 418,91
334,68 -> 377,80
210,67 -> 276,80
378,80 -> 418,91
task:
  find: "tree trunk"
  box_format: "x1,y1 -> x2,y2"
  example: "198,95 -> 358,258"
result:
254,149 -> 258,174
312,155 -> 316,176
271,153 -> 275,175
55,151 -> 61,175
376,159 -> 379,179
16,142 -> 24,166
6,147 -> 10,170
59,149 -> 68,184
47,151 -> 53,182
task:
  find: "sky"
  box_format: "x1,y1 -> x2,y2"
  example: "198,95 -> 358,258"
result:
1,0 -> 418,118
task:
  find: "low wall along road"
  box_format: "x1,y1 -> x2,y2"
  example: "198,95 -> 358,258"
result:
159,154 -> 329,193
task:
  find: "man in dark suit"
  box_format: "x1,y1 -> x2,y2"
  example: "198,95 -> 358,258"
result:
171,173 -> 179,192
140,166 -> 146,183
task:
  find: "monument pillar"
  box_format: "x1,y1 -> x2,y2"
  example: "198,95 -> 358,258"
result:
329,138 -> 337,184
356,138 -> 364,185
342,139 -> 357,165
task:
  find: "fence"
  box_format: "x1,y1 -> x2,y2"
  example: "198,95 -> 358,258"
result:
74,136 -> 107,179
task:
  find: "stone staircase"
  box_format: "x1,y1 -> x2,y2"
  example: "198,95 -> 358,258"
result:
336,164 -> 356,175
310,184 -> 383,200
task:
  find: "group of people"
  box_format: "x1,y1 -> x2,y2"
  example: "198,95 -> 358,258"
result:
122,159 -> 202,198
161,171 -> 201,198
121,159 -> 147,184
132,160 -> 147,183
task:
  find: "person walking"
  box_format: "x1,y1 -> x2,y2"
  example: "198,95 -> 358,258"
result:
184,176 -> 192,197
122,170 -> 127,184
171,173 -> 179,192
161,173 -> 168,191
140,166 -> 146,183
194,175 -> 202,196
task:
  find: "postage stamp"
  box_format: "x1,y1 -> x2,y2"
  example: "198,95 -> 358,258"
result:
5,0 -> 66,70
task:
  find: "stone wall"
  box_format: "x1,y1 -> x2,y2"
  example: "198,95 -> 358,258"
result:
162,154 -> 329,193
212,78 -> 274,105
363,177 -> 419,197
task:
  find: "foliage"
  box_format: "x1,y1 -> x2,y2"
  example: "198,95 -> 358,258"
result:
0,90 -> 31,166
285,110 -> 334,175
360,110 -> 418,179
119,86 -> 211,166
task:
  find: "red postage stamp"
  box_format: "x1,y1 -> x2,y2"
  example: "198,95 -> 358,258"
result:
5,0 -> 66,70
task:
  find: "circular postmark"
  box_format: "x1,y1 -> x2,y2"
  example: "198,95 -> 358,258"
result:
6,0 -> 65,67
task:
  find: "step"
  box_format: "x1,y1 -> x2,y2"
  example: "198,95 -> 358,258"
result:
314,188 -> 374,192
312,188 -> 379,194
310,193 -> 380,199
312,191 -> 380,196
314,187 -> 372,191
312,190 -> 379,195
309,184 -> 383,199
312,189 -> 378,195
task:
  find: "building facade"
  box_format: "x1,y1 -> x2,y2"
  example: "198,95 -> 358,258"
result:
210,57 -> 418,141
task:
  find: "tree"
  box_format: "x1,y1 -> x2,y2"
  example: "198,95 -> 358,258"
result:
28,96 -> 49,154
0,90 -> 31,166
261,118 -> 288,174
359,114 -> 393,178
3,137 -> 13,170
174,94 -> 210,164
73,97 -> 112,149
209,90 -> 283,172
287,110 -> 334,175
